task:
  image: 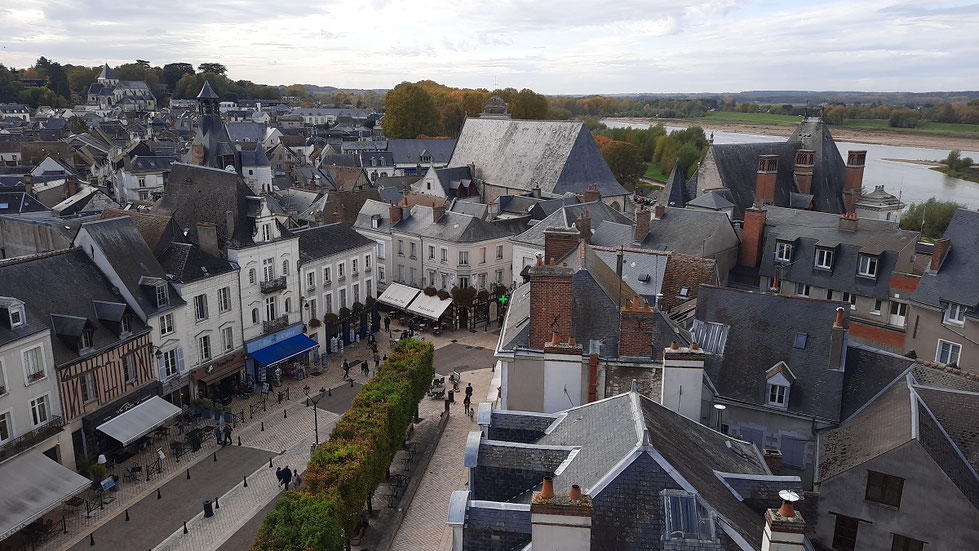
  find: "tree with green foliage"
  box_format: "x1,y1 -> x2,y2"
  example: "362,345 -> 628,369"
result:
252,493 -> 344,551
283,84 -> 308,99
67,66 -> 98,96
944,150 -> 974,170
197,63 -> 227,75
889,108 -> 922,128
600,140 -> 645,189
440,101 -> 467,138
382,82 -> 442,138
899,198 -> 963,239
510,88 -> 549,119
162,63 -> 195,91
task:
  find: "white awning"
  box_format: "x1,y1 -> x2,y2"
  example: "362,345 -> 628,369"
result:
406,293 -> 453,321
377,282 -> 421,310
96,396 -> 181,446
0,452 -> 90,540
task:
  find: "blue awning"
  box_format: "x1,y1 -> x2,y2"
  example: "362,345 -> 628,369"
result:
250,334 -> 319,367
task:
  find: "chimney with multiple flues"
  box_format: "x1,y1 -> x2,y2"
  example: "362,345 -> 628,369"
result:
528,257 -> 574,349
793,149 -> 815,196
389,202 -> 403,225
761,490 -> 806,551
755,154 -> 779,205
583,184 -> 601,203
575,210 -> 591,244
618,296 -> 655,358
433,204 -> 446,222
543,226 -> 581,265
531,476 -> 592,551
843,150 -> 867,213
838,211 -> 858,232
653,203 -> 665,220
930,238 -> 950,272
634,207 -> 650,243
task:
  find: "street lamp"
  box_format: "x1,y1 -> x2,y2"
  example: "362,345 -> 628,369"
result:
713,403 -> 727,433
303,385 -> 328,447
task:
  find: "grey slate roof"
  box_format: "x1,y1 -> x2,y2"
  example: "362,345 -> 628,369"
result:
387,139 -> 455,164
511,200 -> 630,247
696,286 -> 847,421
662,161 -> 693,207
758,206 -> 919,300
449,118 -> 627,197
911,209 -> 979,314
0,191 -> 48,215
197,80 -> 219,100
392,205 -> 517,243
839,343 -> 916,421
687,189 -> 736,210
158,242 -> 235,284
0,249 -> 149,366
296,222 -> 375,264
225,122 -> 266,144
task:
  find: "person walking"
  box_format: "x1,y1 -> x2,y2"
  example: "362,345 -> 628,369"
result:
384,316 -> 391,333
360,510 -> 369,538
223,424 -> 232,445
293,469 -> 302,488
373,351 -> 381,373
214,425 -> 223,446
342,359 -> 350,379
282,465 -> 293,491
463,394 -> 472,418
361,360 -> 369,377
275,467 -> 283,487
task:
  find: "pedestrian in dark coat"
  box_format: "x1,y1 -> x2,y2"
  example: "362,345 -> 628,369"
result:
223,424 -> 232,445
214,425 -> 223,446
342,360 -> 350,378
384,316 -> 391,332
275,467 -> 284,487
282,466 -> 293,491
373,351 -> 381,372
361,360 -> 369,377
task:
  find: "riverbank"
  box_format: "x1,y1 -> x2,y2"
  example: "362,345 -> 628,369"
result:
607,117 -> 979,153
931,165 -> 979,184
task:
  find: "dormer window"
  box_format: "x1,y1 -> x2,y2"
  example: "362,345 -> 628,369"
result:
121,315 -> 131,334
9,307 -> 24,327
815,248 -> 834,269
156,284 -> 169,307
79,330 -> 94,350
262,223 -> 272,242
421,155 -> 432,163
662,490 -> 714,541
768,384 -> 787,406
765,361 -> 795,409
857,255 -> 878,278
775,241 -> 793,262
944,303 -> 967,326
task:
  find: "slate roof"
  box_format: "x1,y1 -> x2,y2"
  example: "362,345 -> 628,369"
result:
839,343 -> 916,421
99,208 -> 178,256
98,64 -> 118,81
392,204 -> 516,243
687,189 -> 736,210
0,191 -> 48,215
911,209 -> 979,314
296,222 -> 375,264
153,163 -> 257,249
449,118 -> 627,197
758,206 -> 920,300
511,200 -> 630,247
662,161 -> 694,207
0,249 -> 149,366
127,155 -> 175,173
78,217 -> 183,318
52,187 -> 120,216
225,122 -> 266,144
197,80 -> 219,100
157,242 -> 235,283
696,286 -> 847,422
387,139 -> 455,164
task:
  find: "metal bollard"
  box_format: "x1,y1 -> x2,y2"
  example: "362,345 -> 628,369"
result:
125,509 -> 130,521
90,533 -> 95,546
157,488 -> 162,499
243,475 -> 248,487
238,436 -> 242,446
186,468 -> 190,480
183,521 -> 188,534
213,451 -> 217,462
283,409 -> 287,419
215,496 -> 219,509
261,421 -> 264,432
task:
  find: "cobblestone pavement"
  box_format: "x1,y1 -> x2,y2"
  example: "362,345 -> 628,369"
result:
389,366 -> 496,551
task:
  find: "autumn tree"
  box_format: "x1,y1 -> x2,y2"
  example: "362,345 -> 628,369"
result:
283,84 -> 308,98
382,82 -> 442,138
597,139 -> 644,189
510,88 -> 549,119
67,66 -> 98,96
440,102 -> 467,138
162,63 -> 195,91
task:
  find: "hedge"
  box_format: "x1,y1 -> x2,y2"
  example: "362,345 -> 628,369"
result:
253,339 -> 435,550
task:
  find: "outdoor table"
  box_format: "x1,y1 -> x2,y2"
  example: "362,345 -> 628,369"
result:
134,435 -> 153,450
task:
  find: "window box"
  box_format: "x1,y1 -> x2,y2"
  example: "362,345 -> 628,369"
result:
28,371 -> 45,382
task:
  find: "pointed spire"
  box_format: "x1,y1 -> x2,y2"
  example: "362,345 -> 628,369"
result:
197,80 -> 219,100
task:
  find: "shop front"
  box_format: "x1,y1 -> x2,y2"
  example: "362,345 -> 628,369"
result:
78,381 -> 163,456
246,324 -> 319,388
195,350 -> 246,401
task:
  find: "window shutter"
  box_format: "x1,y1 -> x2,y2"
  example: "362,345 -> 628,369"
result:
157,354 -> 166,380
176,347 -> 185,373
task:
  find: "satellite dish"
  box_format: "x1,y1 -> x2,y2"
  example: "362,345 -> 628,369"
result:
778,490 -> 800,503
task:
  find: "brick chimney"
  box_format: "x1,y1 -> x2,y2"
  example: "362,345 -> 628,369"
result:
829,307 -> 846,371
634,208 -> 650,243
575,210 -> 591,244
529,259 -> 574,348
583,184 -> 600,203
618,296 -> 655,358
389,202 -> 402,225
587,353 -> 599,403
838,211 -> 858,232
763,449 -> 783,475
65,175 -> 78,198
739,207 -> 768,268
197,222 -> 219,257
843,150 -> 866,213
543,226 -> 580,264
761,492 -> 805,551
653,203 -> 665,220
755,154 -> 778,205
793,149 -> 814,195
660,342 -> 706,421
332,208 -> 341,223
433,204 -> 445,222
531,480 -> 592,551
930,238 -> 950,272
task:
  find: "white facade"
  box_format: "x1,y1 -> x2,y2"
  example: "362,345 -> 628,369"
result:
299,243 -> 377,347
355,224 -> 393,293
170,270 -> 243,390
227,206 -> 302,343
116,168 -> 167,202
0,322 -> 75,469
391,232 -> 512,291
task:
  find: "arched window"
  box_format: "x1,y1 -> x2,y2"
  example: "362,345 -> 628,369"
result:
284,298 -> 292,313
251,308 -> 259,324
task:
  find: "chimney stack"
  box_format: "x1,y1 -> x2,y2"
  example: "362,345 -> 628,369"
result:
829,307 -> 846,370
575,210 -> 591,244
433,204 -> 445,222
838,211 -> 858,232
739,207 -> 768,268
618,296 -> 655,358
755,155 -> 778,205
661,343 -> 706,421
761,491 -> 806,551
531,185 -> 541,199
793,149 -> 814,196
543,226 -> 580,265
23,173 -> 34,196
843,151 -> 866,213
634,208 -> 650,243
583,184 -> 600,203
389,202 -> 402,225
653,203 -> 665,220
528,257 -> 574,349
531,478 -> 592,551
197,222 -> 219,257
587,353 -> 599,403
930,238 -> 950,272
333,208 -> 341,223
65,175 -> 78,198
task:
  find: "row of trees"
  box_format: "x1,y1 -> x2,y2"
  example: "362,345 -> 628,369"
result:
899,198 -> 963,239
382,80 -> 550,138
586,119 -> 708,188
253,340 -> 435,550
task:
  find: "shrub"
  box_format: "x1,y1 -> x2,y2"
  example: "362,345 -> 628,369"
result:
352,301 -> 364,312
899,198 -> 963,239
308,318 -> 322,329
338,307 -> 351,320
424,286 -> 437,296
254,340 -> 435,549
436,289 -> 450,300
324,313 -> 339,324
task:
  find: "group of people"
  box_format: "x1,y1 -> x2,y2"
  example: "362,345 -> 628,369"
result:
275,466 -> 301,490
213,424 -> 233,446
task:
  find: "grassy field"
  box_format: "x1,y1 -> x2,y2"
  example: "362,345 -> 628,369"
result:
699,111 -> 803,125
644,162 -> 669,181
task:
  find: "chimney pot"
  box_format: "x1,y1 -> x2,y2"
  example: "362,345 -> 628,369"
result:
550,331 -> 560,346
690,342 -> 699,350
670,341 -> 678,350
653,203 -> 665,220
834,306 -> 845,328
778,498 -> 796,518
569,484 -> 582,501
541,476 -> 554,500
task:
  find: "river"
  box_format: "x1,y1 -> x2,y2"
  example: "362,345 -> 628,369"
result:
602,119 -> 979,210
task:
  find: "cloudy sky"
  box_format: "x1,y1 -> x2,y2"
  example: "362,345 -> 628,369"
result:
1,0 -> 977,94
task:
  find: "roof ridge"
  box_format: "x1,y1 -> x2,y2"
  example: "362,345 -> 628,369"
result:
0,247 -> 77,268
